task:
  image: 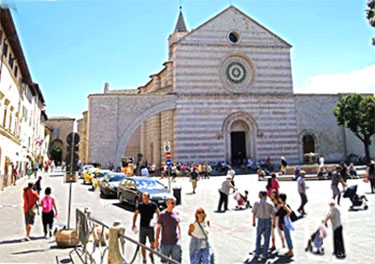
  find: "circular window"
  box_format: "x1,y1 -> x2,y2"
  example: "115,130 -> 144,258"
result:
220,55 -> 255,93
228,31 -> 239,43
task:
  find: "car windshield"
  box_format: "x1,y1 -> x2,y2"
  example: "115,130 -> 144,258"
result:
109,175 -> 126,182
136,179 -> 166,190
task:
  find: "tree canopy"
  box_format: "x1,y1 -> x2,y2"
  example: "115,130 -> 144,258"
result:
367,0 -> 375,45
334,94 -> 375,163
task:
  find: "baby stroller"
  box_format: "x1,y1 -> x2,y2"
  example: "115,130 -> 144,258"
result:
343,185 -> 368,211
233,190 -> 251,210
305,223 -> 327,255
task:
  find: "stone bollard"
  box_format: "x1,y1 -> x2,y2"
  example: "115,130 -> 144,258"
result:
108,221 -> 125,264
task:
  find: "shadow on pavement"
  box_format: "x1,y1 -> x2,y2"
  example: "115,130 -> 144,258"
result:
112,202 -> 136,212
0,238 -> 25,245
11,248 -> 47,255
49,174 -> 64,177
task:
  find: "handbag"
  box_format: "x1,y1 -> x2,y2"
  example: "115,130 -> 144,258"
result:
197,221 -> 215,264
290,210 -> 298,222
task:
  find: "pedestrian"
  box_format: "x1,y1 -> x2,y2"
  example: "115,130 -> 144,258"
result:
365,161 -> 375,193
340,161 -> 349,182
269,191 -> 285,250
297,170 -> 308,215
132,192 -> 160,264
34,176 -> 42,195
267,173 -> 280,197
280,157 -> 287,175
33,162 -> 39,178
252,191 -> 277,260
190,167 -> 199,194
188,207 -> 211,264
331,167 -> 347,206
155,196 -> 182,263
23,182 -> 39,241
324,199 -> 346,259
141,166 -> 150,177
277,193 -> 294,257
217,176 -> 235,212
226,166 -> 236,188
12,164 -> 18,185
41,187 -> 58,238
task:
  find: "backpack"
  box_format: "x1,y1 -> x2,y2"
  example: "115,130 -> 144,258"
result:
42,195 -> 53,213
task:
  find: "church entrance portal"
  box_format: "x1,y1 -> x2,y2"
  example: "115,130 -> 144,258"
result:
231,131 -> 247,165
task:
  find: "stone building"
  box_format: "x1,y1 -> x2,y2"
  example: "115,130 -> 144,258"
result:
77,111 -> 88,164
46,117 -> 74,165
0,8 -> 49,189
84,6 -> 374,167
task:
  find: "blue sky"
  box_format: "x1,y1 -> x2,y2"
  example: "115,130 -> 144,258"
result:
8,0 -> 375,119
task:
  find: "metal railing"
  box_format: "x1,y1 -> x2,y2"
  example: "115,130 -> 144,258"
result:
71,208 -> 180,264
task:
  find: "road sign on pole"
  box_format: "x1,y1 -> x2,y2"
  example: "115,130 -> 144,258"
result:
166,159 -> 172,166
163,142 -> 171,152
166,152 -> 172,160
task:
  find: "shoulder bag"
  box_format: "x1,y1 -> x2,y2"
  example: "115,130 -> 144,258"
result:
197,221 -> 215,264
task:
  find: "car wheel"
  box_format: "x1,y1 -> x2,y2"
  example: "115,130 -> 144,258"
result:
134,197 -> 139,208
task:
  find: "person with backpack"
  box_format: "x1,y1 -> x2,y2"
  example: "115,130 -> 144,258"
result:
41,187 -> 58,238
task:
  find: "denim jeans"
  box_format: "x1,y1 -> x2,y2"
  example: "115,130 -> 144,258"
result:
255,218 -> 272,256
160,243 -> 182,263
190,247 -> 210,264
282,224 -> 293,250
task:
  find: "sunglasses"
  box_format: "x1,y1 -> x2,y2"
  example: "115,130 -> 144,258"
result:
169,202 -> 176,205
197,212 -> 205,215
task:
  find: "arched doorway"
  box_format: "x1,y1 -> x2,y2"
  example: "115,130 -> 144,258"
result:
222,112 -> 258,164
302,134 -> 315,154
230,120 -> 248,165
49,139 -> 64,164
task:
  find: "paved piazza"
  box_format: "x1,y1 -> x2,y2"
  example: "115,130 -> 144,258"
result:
0,170 -> 374,264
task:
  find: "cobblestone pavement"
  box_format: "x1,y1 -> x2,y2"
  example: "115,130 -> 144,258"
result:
0,169 -> 374,264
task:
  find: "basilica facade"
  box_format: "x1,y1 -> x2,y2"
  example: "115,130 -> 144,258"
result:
82,6 -> 374,167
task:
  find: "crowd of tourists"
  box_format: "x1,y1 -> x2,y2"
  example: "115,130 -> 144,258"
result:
20,158 -> 375,264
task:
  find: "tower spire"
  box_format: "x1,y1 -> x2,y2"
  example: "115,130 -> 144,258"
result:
174,9 -> 188,33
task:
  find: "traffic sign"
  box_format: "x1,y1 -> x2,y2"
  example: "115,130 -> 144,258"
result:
67,132 -> 80,145
163,142 -> 171,152
166,152 -> 172,160
166,159 -> 172,167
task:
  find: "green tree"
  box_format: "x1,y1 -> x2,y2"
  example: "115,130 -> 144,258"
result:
334,94 -> 375,163
50,146 -> 62,163
367,0 -> 375,45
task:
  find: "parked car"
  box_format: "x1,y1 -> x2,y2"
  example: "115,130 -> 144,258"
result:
117,177 -> 171,208
79,165 -> 94,179
83,167 -> 99,184
92,170 -> 112,189
100,173 -> 127,198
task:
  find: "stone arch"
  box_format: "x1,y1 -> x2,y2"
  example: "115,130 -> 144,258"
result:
114,101 -> 176,166
222,111 -> 258,164
49,139 -> 64,163
298,129 -> 320,163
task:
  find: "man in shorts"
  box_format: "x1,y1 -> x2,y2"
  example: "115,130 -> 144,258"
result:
132,192 -> 160,264
23,182 -> 39,241
155,196 -> 182,263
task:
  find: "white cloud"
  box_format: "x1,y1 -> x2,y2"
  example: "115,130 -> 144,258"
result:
301,65 -> 375,94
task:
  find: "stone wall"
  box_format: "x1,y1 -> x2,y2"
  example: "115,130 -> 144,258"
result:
295,94 -> 374,163
77,111 -> 88,164
46,118 -> 74,162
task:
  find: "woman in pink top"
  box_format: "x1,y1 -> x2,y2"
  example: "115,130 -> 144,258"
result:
41,187 -> 58,238
267,173 -> 280,197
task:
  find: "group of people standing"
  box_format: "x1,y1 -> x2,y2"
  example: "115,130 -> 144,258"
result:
132,193 -> 212,264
